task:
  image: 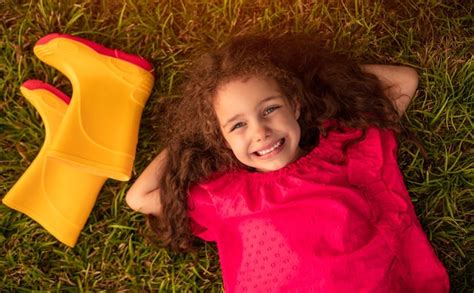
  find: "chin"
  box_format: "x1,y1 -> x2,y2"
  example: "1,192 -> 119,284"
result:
255,161 -> 288,172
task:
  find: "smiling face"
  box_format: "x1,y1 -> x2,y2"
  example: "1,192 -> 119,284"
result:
213,75 -> 303,172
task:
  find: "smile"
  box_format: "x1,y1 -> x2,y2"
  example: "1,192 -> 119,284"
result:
255,138 -> 285,156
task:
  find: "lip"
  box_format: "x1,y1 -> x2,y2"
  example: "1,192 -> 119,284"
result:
252,138 -> 285,159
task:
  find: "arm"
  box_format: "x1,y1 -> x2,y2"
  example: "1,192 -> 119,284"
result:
361,64 -> 419,117
125,149 -> 168,216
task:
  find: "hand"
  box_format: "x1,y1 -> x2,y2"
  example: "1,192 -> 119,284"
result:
361,64 -> 419,116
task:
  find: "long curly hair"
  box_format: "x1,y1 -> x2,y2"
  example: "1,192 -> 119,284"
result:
148,33 -> 400,252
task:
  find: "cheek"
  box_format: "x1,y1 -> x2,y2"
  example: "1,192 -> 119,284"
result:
226,136 -> 248,156
219,127 -> 233,149
293,118 -> 301,133
281,111 -> 301,132
222,134 -> 239,151
287,117 -> 302,141
220,133 -> 229,147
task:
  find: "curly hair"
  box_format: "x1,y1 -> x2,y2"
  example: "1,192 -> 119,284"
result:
147,33 -> 400,252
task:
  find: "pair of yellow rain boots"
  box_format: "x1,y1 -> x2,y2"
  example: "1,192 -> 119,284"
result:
2,34 -> 154,247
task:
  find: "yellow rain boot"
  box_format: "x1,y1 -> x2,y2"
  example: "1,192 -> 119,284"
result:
2,80 -> 106,247
33,34 -> 155,181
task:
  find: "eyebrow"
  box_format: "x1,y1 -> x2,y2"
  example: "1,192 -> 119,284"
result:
221,95 -> 282,129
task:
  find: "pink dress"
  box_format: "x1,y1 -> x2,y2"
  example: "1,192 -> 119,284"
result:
187,125 -> 450,292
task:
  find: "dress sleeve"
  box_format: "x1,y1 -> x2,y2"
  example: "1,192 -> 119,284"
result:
346,127 -> 388,185
187,183 -> 218,242
347,127 -> 450,291
347,127 -> 414,216
347,127 -> 412,227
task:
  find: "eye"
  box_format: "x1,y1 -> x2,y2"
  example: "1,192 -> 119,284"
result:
263,105 -> 281,116
230,122 -> 246,132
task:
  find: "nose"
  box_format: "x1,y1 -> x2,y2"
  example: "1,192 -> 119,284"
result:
253,121 -> 270,142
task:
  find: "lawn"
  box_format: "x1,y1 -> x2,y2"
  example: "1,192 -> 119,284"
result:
0,0 -> 472,291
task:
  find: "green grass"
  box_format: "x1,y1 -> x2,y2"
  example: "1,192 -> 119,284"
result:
0,0 -> 472,291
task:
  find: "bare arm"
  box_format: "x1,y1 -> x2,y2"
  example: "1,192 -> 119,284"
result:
125,149 -> 167,216
361,64 -> 419,117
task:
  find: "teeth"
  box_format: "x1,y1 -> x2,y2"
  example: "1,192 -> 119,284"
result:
257,140 -> 283,156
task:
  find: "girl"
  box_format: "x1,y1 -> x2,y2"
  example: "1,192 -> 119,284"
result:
126,34 -> 449,292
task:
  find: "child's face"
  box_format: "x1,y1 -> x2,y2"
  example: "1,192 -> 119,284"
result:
213,76 -> 303,172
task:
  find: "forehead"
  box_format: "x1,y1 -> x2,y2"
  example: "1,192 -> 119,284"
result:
213,76 -> 282,109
